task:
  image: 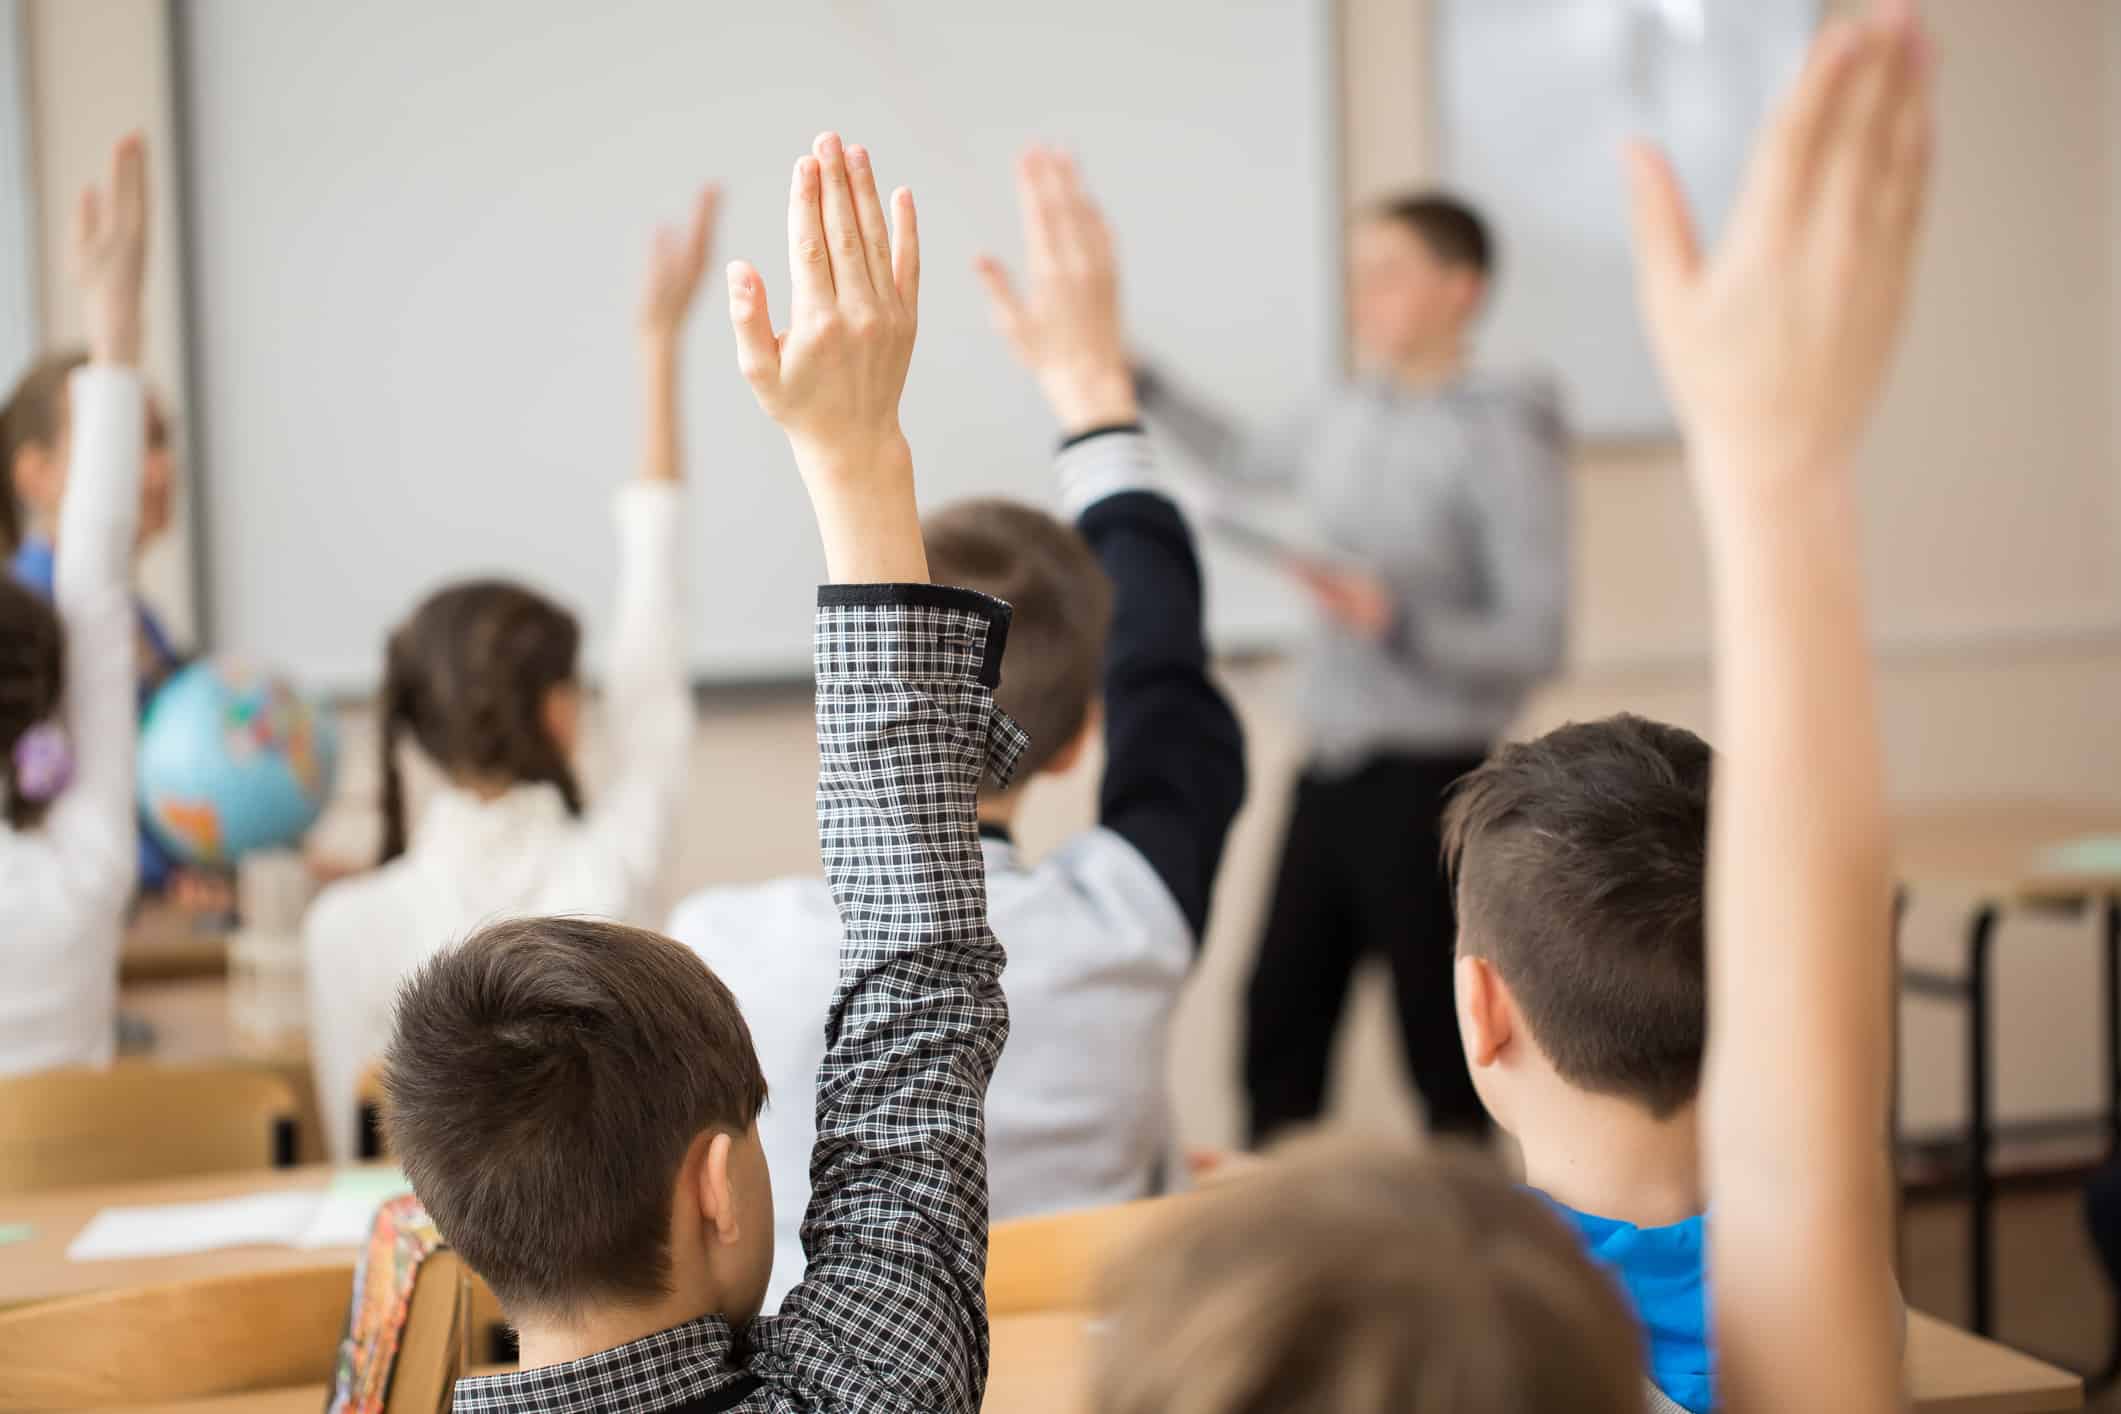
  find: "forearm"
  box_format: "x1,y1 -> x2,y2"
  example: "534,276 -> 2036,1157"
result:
637,332 -> 683,484
1701,468 -> 1897,1411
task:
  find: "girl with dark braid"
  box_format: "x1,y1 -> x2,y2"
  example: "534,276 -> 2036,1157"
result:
301,182 -> 717,1159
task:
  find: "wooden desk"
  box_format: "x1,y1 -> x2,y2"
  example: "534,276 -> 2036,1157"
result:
0,1164 -> 361,1309
63,1310 -> 2078,1414
1892,801 -> 2121,1338
119,902 -> 229,984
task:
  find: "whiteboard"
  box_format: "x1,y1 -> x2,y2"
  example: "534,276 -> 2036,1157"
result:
176,0 -> 1336,691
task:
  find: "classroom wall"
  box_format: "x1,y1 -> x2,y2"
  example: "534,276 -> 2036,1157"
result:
19,0 -> 194,644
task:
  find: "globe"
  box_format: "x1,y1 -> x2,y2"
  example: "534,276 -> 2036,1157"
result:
137,660 -> 340,867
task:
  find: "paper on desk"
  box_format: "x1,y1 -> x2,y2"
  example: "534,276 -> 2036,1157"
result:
2038,836 -> 2121,875
293,1167 -> 412,1249
67,1190 -> 325,1261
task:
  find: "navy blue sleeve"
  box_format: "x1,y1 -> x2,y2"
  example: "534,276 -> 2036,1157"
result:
1061,431 -> 1247,943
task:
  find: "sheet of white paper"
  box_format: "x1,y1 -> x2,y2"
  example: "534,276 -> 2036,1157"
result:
66,1190 -> 325,1262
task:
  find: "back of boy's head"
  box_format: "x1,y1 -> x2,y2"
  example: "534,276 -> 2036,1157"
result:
378,579 -> 582,863
1095,1139 -> 1643,1414
1,350 -> 89,555
0,580 -> 64,830
384,916 -> 768,1318
924,498 -> 1112,778
1372,192 -> 1493,278
1443,713 -> 1711,1118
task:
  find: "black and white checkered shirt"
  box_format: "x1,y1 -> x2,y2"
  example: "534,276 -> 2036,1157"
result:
452,584 -> 1024,1414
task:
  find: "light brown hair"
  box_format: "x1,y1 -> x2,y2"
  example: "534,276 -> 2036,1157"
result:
1,350 -> 90,554
383,916 -> 768,1317
1095,1139 -> 1644,1414
377,580 -> 583,862
1443,714 -> 1711,1118
924,498 -> 1112,779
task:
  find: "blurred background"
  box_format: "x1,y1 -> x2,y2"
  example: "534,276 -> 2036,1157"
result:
3,0 -> 2117,1392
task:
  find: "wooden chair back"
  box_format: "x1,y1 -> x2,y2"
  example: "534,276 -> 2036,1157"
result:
0,1063 -> 298,1194
356,1057 -> 390,1159
383,1248 -> 472,1414
0,1261 -> 351,1410
986,1194 -> 1195,1316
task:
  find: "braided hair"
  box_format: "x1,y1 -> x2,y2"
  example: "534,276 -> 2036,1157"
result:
1,350 -> 90,555
0,579 -> 65,830
378,579 -> 583,864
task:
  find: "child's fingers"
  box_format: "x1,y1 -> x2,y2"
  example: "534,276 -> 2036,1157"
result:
73,186 -> 99,262
1051,152 -> 1101,266
112,133 -> 146,235
891,187 -> 920,310
972,254 -> 1025,338
844,145 -> 898,306
686,183 -> 721,272
1016,148 -> 1060,275
1747,18 -> 1866,230
1834,20 -> 1918,233
727,260 -> 780,395
1029,149 -> 1083,271
787,154 -> 832,315
1623,141 -> 1701,325
1875,40 -> 1935,281
812,131 -> 872,306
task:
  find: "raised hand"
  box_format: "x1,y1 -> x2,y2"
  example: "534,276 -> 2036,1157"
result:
727,132 -> 925,583
71,133 -> 148,368
1627,4 -> 1933,503
973,146 -> 1136,434
639,183 -> 721,342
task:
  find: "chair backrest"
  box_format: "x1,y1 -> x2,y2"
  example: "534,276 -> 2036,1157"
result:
0,1062 -> 299,1194
987,1194 -> 1195,1316
382,1248 -> 471,1414
0,1261 -> 352,1411
356,1056 -> 390,1159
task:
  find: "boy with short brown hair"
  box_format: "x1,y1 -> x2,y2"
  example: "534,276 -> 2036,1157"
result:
1094,5 -> 1934,1411
387,129 -> 1022,1413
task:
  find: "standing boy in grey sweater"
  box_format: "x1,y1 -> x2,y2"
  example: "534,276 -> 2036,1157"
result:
1139,194 -> 1569,1141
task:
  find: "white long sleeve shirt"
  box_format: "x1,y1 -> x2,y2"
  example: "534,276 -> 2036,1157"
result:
0,367 -> 146,1076
302,481 -> 692,1159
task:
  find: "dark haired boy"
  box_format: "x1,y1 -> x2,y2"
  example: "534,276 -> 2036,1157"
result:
670,145 -> 1246,1309
1443,713 -> 1714,1412
1138,188 -> 1571,1145
388,131 -> 1019,1413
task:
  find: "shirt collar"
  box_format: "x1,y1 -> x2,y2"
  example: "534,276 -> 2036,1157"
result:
452,1314 -> 750,1414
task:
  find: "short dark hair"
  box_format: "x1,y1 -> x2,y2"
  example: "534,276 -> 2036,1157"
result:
0,579 -> 64,830
378,580 -> 582,863
1373,191 -> 1494,277
384,917 -> 769,1317
1442,714 -> 1710,1117
924,498 -> 1112,779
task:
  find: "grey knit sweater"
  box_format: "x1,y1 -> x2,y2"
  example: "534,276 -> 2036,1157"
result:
1140,365 -> 1570,770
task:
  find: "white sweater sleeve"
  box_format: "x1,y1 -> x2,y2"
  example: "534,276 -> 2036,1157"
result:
42,366 -> 145,907
583,481 -> 692,915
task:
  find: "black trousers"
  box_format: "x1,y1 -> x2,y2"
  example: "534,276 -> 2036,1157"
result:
1243,750 -> 1491,1143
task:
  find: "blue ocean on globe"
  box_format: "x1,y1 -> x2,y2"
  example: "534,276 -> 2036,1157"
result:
137,660 -> 340,866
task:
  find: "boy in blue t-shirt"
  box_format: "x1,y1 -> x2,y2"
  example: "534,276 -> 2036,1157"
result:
1442,714 -> 1718,1410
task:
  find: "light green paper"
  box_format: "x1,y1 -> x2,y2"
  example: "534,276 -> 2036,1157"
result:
0,1222 -> 34,1246
329,1166 -> 411,1205
2037,837 -> 2121,876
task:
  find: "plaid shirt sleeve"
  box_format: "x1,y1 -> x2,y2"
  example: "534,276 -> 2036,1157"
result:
745,583 -> 1027,1414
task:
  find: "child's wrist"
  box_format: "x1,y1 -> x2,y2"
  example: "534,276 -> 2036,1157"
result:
89,308 -> 143,368
1042,366 -> 1138,436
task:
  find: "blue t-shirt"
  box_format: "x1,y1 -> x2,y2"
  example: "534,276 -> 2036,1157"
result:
10,536 -> 181,890
1549,1198 -> 1713,1413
